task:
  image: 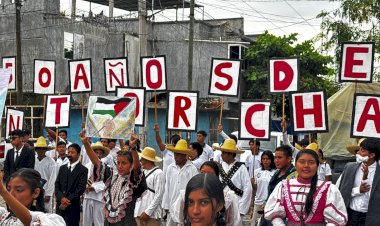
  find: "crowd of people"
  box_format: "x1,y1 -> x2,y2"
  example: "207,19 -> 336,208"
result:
0,123 -> 379,226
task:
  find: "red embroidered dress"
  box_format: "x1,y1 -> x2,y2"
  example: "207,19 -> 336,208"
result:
264,178 -> 347,226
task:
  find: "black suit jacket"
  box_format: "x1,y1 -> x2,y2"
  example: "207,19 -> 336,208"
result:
55,162 -> 88,205
3,146 -> 35,181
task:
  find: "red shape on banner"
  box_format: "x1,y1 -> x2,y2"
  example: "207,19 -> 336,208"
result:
294,95 -> 323,128
146,59 -> 163,89
173,96 -> 191,127
0,145 -> 4,159
274,61 -> 294,90
344,47 -> 369,78
5,62 -> 13,84
123,93 -> 140,117
38,67 -> 51,88
50,97 -> 68,124
245,104 -> 266,137
73,64 -> 90,89
109,62 -> 125,88
8,115 -> 21,134
357,98 -> 380,133
214,62 -> 233,91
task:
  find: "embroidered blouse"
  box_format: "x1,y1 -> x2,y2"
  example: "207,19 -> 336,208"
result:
264,178 -> 347,226
0,208 -> 66,226
93,161 -> 146,224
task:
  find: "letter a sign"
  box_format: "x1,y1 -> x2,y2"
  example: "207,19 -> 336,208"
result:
239,101 -> 271,140
69,59 -> 92,93
269,58 -> 299,93
351,94 -> 380,139
6,108 -> 24,138
290,90 -> 329,133
141,56 -> 167,91
34,60 -> 55,94
45,95 -> 71,128
339,42 -> 374,83
209,58 -> 241,97
167,91 -> 199,131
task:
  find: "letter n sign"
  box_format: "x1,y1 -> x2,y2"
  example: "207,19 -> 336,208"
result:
209,58 -> 241,97
45,95 -> 71,128
167,91 -> 199,132
290,90 -> 329,133
269,58 -> 299,93
141,56 -> 167,91
6,108 -> 24,138
351,94 -> 380,139
239,101 -> 271,140
339,42 -> 374,83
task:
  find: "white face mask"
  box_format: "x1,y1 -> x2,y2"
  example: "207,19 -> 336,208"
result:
356,154 -> 369,163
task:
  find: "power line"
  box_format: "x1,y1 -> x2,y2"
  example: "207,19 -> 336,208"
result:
284,0 -> 318,32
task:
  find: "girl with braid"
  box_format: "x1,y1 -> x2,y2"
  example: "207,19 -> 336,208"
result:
264,149 -> 347,226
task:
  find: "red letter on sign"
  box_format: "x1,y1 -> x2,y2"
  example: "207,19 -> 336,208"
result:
214,62 -> 233,91
74,64 -> 90,89
50,97 -> 68,124
5,63 -> 13,84
173,96 -> 191,127
245,104 -> 266,137
146,60 -> 162,89
357,98 -> 380,133
294,95 -> 323,128
38,68 -> 51,88
344,47 -> 369,78
274,61 -> 294,90
9,115 -> 20,133
123,93 -> 140,117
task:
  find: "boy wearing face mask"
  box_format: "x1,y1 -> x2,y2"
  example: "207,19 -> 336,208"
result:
337,138 -> 380,226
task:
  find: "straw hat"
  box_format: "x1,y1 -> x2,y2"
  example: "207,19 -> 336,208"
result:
138,147 -> 162,162
213,139 -> 244,154
304,143 -> 319,153
295,143 -> 304,151
34,136 -> 54,150
91,141 -> 110,158
346,138 -> 366,155
166,139 -> 193,155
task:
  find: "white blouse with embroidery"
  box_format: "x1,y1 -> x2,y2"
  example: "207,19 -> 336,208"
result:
0,207 -> 66,226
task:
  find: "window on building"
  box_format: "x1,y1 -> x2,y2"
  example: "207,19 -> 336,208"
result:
64,32 -> 74,59
228,44 -> 248,69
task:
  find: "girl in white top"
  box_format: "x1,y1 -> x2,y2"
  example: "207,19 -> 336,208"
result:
0,168 -> 65,226
251,151 -> 277,226
317,149 -> 332,181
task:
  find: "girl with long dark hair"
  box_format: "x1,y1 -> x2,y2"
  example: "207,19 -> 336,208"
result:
251,151 -> 276,226
264,149 -> 347,226
183,173 -> 225,226
0,168 -> 65,225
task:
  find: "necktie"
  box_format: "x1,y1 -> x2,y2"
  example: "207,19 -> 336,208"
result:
15,150 -> 19,161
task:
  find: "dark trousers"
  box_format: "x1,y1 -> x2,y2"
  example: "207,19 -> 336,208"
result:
347,207 -> 366,226
56,202 -> 81,226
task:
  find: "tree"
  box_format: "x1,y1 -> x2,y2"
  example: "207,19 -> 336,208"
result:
317,0 -> 380,80
244,31 -> 339,118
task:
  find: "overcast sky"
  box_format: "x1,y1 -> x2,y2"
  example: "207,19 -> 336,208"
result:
61,0 -> 341,43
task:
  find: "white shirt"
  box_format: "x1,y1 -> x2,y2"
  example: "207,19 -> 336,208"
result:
13,145 -> 24,161
201,143 -> 214,160
34,156 -> 58,197
318,162 -> 332,181
220,161 -> 253,215
67,159 -> 80,171
246,153 -> 262,178
349,162 -> 377,213
254,168 -> 275,205
191,153 -> 209,170
134,167 -> 165,219
56,156 -> 69,166
162,160 -> 198,211
0,207 -> 66,226
84,162 -> 106,202
162,148 -> 174,175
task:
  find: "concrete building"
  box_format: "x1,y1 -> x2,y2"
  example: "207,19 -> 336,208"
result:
0,0 -> 252,152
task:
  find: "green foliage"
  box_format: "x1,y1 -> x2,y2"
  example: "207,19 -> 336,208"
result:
244,32 -> 339,118
317,0 -> 380,80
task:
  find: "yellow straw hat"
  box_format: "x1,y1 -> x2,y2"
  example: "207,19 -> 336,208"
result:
34,136 -> 54,150
304,143 -> 319,153
213,139 -> 244,154
346,138 -> 366,155
295,143 -> 304,151
166,139 -> 193,155
138,147 -> 162,162
91,141 -> 110,158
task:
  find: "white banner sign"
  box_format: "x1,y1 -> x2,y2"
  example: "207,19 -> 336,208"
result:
239,101 -> 271,140
34,60 -> 55,94
104,58 -> 129,92
141,56 -> 167,91
209,58 -> 241,97
269,58 -> 299,93
2,57 -> 16,90
45,95 -> 71,128
167,91 -> 198,131
351,94 -> 380,138
0,69 -> 11,118
6,109 -> 24,138
69,59 -> 92,93
116,87 -> 145,126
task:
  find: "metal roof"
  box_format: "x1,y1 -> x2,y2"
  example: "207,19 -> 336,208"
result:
88,0 -> 203,11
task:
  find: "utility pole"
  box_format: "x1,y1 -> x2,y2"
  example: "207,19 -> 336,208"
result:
138,0 -> 148,147
15,0 -> 23,104
109,0 -> 114,18
187,0 -> 195,90
71,0 -> 76,19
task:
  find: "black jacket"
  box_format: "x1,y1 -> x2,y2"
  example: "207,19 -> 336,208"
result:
3,146 -> 35,181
